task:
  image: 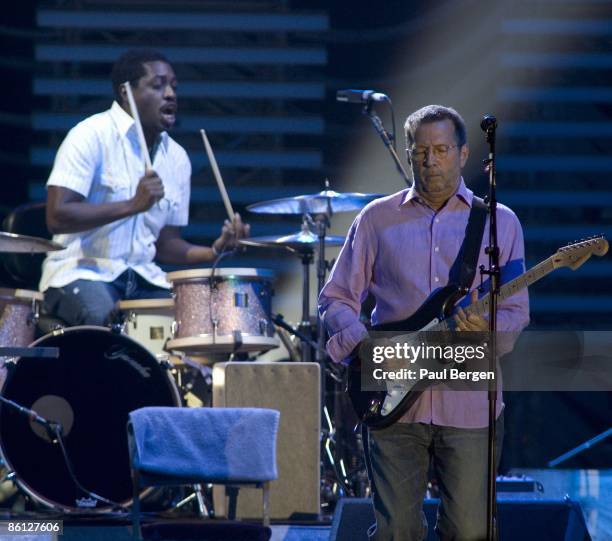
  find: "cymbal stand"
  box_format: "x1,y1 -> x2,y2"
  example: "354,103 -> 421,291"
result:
311,198 -> 359,505
313,210 -> 331,365
297,243 -> 314,363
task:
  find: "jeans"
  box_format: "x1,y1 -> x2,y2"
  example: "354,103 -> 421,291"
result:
366,416 -> 504,541
44,269 -> 171,327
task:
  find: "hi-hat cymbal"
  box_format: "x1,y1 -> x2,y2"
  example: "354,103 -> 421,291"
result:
240,230 -> 346,253
247,189 -> 384,215
0,232 -> 64,253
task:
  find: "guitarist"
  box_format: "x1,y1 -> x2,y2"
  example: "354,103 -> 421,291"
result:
318,105 -> 530,541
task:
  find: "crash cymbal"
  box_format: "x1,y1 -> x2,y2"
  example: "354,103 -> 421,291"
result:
0,232 -> 64,253
240,230 -> 346,253
247,189 -> 384,215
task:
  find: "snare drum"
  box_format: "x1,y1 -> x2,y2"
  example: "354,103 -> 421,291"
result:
0,326 -> 180,512
118,298 -> 174,356
166,268 -> 279,354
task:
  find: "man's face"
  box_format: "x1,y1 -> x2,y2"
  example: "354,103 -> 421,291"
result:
126,60 -> 177,135
408,119 -> 469,208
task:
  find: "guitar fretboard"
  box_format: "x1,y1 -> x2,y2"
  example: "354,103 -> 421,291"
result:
431,256 -> 555,331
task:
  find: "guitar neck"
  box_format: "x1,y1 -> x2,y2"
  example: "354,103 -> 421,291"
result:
431,256 -> 554,331
466,256 -> 554,318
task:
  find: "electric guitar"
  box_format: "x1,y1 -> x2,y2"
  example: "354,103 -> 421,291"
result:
348,236 -> 609,429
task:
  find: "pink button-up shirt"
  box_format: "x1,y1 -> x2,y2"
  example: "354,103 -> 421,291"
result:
318,179 -> 530,428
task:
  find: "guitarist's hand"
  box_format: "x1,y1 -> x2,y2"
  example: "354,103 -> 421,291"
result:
454,290 -> 488,331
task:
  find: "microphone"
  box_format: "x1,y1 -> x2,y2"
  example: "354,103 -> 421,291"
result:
337,89 -> 389,103
480,114 -> 497,132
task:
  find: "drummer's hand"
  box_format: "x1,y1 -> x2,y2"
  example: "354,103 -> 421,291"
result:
212,213 -> 250,254
130,170 -> 164,213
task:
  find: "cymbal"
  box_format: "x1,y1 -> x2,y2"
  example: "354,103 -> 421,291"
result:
247,189 -> 384,215
0,232 -> 64,253
240,230 -> 346,253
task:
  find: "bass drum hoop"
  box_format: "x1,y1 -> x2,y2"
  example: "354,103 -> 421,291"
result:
0,325 -> 181,512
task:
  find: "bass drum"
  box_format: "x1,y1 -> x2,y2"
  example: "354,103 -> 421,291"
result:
0,326 -> 181,512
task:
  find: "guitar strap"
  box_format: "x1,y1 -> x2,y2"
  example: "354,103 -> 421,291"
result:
448,195 -> 488,291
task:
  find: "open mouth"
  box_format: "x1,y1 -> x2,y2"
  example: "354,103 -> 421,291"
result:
160,103 -> 177,125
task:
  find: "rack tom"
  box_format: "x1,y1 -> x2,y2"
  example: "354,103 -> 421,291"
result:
166,268 -> 278,354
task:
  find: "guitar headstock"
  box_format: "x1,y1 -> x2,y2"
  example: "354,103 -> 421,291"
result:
552,235 -> 609,270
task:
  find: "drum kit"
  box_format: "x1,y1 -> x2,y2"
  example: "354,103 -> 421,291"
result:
0,187 -> 381,513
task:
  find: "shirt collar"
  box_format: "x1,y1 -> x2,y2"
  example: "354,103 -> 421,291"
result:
109,101 -> 169,156
399,176 -> 473,208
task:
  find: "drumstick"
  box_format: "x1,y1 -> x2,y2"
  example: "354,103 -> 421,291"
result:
123,81 -> 153,171
200,129 -> 235,221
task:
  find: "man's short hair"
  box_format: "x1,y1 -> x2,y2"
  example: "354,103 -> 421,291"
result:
404,105 -> 467,148
110,49 -> 170,102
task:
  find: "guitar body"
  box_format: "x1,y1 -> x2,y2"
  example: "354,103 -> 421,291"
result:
372,285 -> 462,332
348,285 -> 463,430
343,235 -> 608,430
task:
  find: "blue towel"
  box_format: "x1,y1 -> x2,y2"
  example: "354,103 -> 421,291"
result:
128,407 -> 279,482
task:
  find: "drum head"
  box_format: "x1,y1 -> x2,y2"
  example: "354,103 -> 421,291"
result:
166,335 -> 279,354
167,267 -> 274,283
0,326 -> 180,511
117,298 -> 174,311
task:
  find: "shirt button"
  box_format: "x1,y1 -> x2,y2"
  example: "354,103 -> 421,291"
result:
435,218 -> 440,223
434,277 -> 440,282
434,246 -> 439,252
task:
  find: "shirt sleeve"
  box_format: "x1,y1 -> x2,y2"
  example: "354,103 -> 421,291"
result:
494,208 -> 530,356
46,121 -> 100,197
497,208 -> 530,333
318,210 -> 375,363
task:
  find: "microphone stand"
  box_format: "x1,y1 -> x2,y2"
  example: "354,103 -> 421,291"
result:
480,115 -> 500,541
362,99 -> 412,186
0,381 -> 126,511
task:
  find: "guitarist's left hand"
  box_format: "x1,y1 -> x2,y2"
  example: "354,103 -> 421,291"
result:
454,290 -> 488,331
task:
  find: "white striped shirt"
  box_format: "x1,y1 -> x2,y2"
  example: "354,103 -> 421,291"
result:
40,102 -> 191,291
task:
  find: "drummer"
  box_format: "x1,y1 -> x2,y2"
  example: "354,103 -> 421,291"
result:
40,49 -> 249,327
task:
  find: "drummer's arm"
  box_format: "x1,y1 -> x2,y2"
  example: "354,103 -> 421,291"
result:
155,226 -> 216,265
46,171 -> 163,234
46,187 -> 132,234
156,215 -> 250,265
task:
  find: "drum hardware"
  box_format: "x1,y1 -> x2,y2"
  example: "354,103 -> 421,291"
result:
154,352 -> 174,371
242,180 -> 382,362
272,313 -> 326,359
242,181 -> 382,507
27,297 -> 40,327
169,355 -> 214,409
